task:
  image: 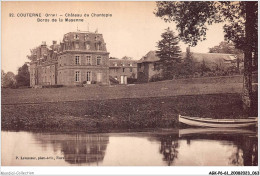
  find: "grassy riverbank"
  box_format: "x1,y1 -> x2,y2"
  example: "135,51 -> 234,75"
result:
2,76 -> 258,132
2,80 -> 245,105
2,92 -> 257,132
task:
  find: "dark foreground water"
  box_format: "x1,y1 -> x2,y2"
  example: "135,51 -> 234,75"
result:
1,128 -> 258,166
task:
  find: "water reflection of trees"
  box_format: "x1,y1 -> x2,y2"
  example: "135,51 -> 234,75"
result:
179,130 -> 258,166
32,129 -> 257,166
33,133 -> 109,165
155,134 -> 179,166
229,135 -> 258,166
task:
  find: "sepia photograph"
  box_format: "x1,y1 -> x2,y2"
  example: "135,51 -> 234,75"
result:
1,1 -> 258,175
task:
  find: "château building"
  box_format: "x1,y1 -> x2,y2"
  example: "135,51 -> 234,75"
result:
109,57 -> 137,84
28,30 -> 110,87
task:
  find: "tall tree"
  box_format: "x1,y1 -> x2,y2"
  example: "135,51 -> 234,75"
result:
16,64 -> 30,87
3,72 -> 16,88
154,1 -> 258,112
156,27 -> 182,80
181,46 -> 195,77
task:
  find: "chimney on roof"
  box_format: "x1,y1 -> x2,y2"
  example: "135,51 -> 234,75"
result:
41,41 -> 46,46
53,40 -> 57,45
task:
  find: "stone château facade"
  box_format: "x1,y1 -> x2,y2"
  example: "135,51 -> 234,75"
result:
28,30 -> 110,87
109,57 -> 137,84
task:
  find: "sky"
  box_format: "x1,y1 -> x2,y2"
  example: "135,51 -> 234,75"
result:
2,1 -> 226,74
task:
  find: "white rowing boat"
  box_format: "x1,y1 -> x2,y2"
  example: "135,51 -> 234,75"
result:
178,115 -> 257,128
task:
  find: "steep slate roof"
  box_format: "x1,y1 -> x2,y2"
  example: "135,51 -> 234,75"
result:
182,52 -> 237,63
138,51 -> 160,63
61,30 -> 108,53
138,50 -> 237,64
109,58 -> 137,67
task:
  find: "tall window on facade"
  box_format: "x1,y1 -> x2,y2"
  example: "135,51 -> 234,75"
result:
130,68 -> 133,72
97,56 -> 101,65
75,71 -> 80,82
123,68 -> 125,72
86,71 -> 91,82
86,56 -> 91,65
97,73 -> 102,82
75,56 -> 80,65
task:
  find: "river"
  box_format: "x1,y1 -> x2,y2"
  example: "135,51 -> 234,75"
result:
1,128 -> 257,166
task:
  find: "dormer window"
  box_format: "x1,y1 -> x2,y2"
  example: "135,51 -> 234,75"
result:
75,43 -> 79,50
74,34 -> 79,39
114,62 -> 117,66
86,44 -> 90,50
97,44 -> 101,50
64,35 -> 68,41
85,34 -> 89,40
129,63 -> 133,67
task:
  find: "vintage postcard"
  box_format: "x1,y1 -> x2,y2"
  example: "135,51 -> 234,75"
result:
1,1 -> 258,175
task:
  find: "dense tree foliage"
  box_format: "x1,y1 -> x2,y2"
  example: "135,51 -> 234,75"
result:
154,1 -> 258,111
16,64 -> 30,87
209,41 -> 243,55
156,28 -> 182,80
3,71 -> 16,88
199,60 -> 211,77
